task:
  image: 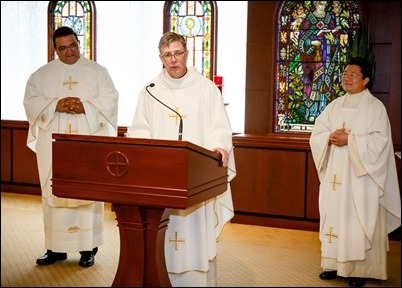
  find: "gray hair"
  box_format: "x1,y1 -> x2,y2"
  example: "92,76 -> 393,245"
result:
158,32 -> 187,53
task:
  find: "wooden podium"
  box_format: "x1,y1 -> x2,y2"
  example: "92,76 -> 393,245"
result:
51,133 -> 228,287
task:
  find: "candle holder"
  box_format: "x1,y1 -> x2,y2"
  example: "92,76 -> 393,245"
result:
213,75 -> 223,95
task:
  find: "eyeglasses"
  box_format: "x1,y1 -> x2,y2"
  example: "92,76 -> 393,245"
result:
161,50 -> 187,61
342,72 -> 362,78
57,42 -> 79,52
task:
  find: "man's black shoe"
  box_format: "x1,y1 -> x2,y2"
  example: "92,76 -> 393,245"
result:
79,247 -> 98,267
36,250 -> 67,265
348,277 -> 366,287
319,270 -> 338,280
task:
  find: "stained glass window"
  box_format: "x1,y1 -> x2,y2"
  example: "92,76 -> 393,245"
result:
275,1 -> 364,133
164,1 -> 216,80
48,1 -> 95,61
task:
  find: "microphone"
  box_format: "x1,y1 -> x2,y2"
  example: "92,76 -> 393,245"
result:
145,83 -> 183,140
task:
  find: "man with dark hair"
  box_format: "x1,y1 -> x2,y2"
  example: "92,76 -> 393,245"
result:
310,57 -> 401,287
24,26 -> 119,268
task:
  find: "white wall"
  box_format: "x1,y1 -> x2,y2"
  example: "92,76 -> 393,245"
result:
1,1 -> 247,133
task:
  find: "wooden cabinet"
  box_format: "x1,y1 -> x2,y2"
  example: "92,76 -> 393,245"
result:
230,134 -> 320,231
1,120 -> 40,194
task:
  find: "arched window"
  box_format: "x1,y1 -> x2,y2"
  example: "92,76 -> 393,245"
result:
275,1 -> 365,133
163,1 -> 217,80
48,1 -> 95,61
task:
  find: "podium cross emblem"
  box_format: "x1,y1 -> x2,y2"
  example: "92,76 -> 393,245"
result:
106,151 -> 129,177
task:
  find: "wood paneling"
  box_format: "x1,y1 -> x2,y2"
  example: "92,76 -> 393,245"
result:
230,133 -> 320,230
387,1 -> 401,147
1,121 -> 40,194
13,129 -> 39,184
306,153 -> 319,220
231,148 -> 306,218
1,129 -> 11,182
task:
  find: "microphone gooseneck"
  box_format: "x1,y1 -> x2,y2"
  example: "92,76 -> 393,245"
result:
145,83 -> 183,141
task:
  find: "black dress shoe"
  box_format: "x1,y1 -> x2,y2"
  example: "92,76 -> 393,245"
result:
348,277 -> 366,287
79,247 -> 98,267
36,250 -> 67,265
319,270 -> 338,280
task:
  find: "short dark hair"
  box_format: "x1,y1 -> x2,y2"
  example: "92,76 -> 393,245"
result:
53,26 -> 78,48
347,57 -> 373,87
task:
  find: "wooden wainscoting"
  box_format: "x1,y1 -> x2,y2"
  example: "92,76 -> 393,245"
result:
1,120 -> 400,240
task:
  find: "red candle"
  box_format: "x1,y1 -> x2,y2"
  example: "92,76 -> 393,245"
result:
213,76 -> 223,94
213,75 -> 223,85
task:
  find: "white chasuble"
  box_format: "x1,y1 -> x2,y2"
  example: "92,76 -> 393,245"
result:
24,56 -> 119,252
128,67 -> 236,286
310,89 -> 401,280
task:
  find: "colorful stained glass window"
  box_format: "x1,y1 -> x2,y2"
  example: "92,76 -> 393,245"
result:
48,1 -> 95,61
275,1 -> 364,133
164,1 -> 216,79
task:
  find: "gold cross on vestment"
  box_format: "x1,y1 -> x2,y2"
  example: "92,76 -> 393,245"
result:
169,107 -> 186,126
65,124 -> 77,134
169,231 -> 185,250
340,122 -> 350,132
330,174 -> 341,191
325,226 -> 338,243
63,76 -> 78,90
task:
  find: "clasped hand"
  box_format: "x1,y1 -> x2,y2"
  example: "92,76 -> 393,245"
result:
57,97 -> 84,114
329,128 -> 348,147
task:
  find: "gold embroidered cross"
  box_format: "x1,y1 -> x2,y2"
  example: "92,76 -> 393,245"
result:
63,76 -> 78,90
65,124 -> 77,134
330,174 -> 341,191
169,231 -> 185,250
341,122 -> 350,133
169,107 -> 186,126
325,226 -> 338,243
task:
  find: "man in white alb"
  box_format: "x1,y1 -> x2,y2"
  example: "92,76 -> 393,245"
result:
310,57 -> 401,287
24,26 -> 119,267
127,32 -> 236,287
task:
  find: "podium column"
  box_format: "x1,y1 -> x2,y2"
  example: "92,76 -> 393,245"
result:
112,204 -> 172,287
